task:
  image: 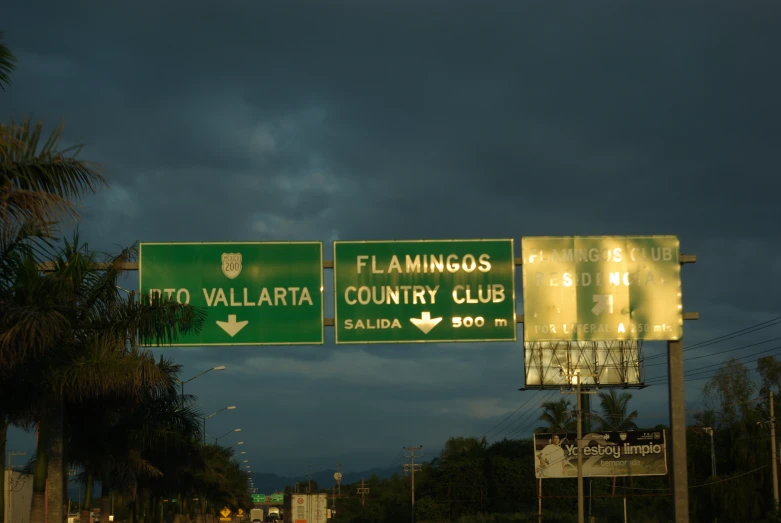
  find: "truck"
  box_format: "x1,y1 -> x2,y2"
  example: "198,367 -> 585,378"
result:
267,507 -> 281,521
249,508 -> 264,522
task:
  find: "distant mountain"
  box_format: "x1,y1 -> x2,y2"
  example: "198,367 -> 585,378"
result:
250,466 -> 399,494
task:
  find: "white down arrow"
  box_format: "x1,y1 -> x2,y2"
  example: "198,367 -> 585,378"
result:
409,311 -> 443,334
216,314 -> 248,337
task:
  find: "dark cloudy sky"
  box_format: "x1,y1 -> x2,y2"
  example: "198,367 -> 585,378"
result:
3,1 -> 780,477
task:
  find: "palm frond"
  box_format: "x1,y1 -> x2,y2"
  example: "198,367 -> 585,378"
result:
0,222 -> 57,293
52,334 -> 171,401
0,117 -> 106,229
123,448 -> 163,479
0,304 -> 71,366
0,33 -> 16,91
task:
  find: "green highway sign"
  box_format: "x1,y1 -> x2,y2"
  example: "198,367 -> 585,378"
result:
333,240 -> 517,344
139,242 -> 324,346
521,236 -> 682,342
251,493 -> 283,503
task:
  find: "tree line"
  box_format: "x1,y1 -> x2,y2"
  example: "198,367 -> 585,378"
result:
312,359 -> 781,523
1,34 -> 252,522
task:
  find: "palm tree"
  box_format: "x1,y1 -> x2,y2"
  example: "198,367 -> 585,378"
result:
0,229 -> 55,523
66,353 -> 201,523
1,35 -> 105,521
0,359 -> 39,523
194,446 -> 251,515
115,368 -> 203,523
535,398 -> 576,433
0,236 -> 204,523
592,389 -> 639,431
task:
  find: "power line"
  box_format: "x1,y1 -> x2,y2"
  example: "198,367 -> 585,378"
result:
504,390 -> 561,440
644,336 -> 781,368
489,390 -> 554,442
645,344 -> 781,385
501,390 -> 560,441
644,316 -> 781,361
480,390 -> 542,439
646,344 -> 781,382
614,465 -> 769,491
386,450 -> 404,469
484,394 -> 544,442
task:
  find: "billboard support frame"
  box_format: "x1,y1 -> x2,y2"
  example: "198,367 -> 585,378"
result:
522,340 -> 647,390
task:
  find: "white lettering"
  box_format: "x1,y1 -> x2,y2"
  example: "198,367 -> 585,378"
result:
461,254 -> 476,272
371,256 -> 383,274
451,285 -> 505,304
243,288 -> 255,306
406,255 -> 421,273
344,318 -> 402,330
357,255 -> 368,274
388,255 -> 402,273
176,289 -> 190,304
258,288 -> 272,305
299,287 -> 313,306
357,253 -> 494,274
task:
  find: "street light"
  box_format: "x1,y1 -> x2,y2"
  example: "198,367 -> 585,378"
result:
177,366 -> 226,411
202,405 -> 237,445
215,428 -> 241,445
230,441 -> 244,448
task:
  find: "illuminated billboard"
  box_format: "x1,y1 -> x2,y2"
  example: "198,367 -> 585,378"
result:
523,340 -> 643,389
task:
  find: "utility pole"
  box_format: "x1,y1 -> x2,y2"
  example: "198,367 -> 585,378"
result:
561,370 -> 597,523
357,478 -> 370,521
403,446 -> 423,523
668,339 -> 691,523
307,464 -> 313,523
770,390 -> 778,509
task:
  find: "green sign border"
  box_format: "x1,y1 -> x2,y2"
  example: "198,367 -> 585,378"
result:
138,241 -> 325,347
332,238 -> 518,345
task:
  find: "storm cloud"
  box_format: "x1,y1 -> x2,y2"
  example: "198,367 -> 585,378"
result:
2,0 -> 780,475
